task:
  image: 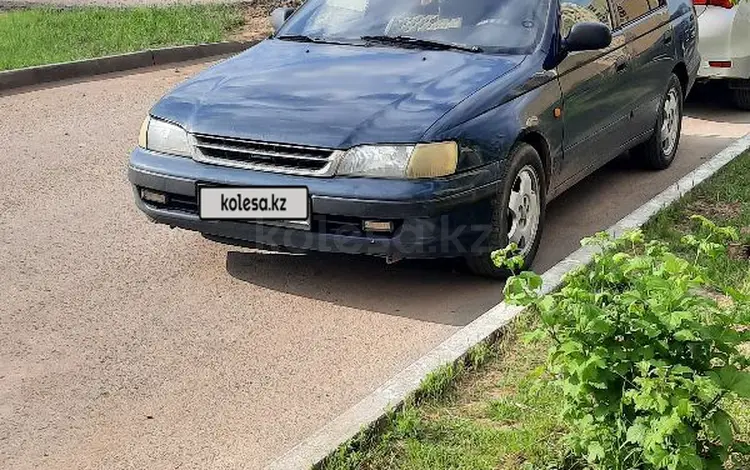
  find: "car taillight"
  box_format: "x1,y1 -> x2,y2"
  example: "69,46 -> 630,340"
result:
693,0 -> 735,8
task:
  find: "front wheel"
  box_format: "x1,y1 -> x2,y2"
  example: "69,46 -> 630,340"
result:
465,143 -> 546,278
632,73 -> 684,170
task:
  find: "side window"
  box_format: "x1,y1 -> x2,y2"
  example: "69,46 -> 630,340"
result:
610,0 -> 665,26
561,0 -> 613,37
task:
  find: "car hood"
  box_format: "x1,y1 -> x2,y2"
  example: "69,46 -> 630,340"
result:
150,40 -> 525,149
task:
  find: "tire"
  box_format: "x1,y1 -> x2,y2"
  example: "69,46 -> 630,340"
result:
731,85 -> 750,111
465,143 -> 546,279
632,73 -> 684,170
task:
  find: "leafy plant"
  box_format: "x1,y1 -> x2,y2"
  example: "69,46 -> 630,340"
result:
494,217 -> 750,469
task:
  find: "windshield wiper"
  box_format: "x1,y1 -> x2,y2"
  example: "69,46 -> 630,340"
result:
361,35 -> 483,53
276,35 -> 356,46
276,34 -> 326,43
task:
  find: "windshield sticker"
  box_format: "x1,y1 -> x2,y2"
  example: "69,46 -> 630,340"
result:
386,15 -> 462,35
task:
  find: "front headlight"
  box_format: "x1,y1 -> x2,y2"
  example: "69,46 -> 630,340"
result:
138,116 -> 192,157
336,142 -> 458,179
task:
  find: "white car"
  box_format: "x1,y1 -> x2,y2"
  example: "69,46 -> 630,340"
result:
696,0 -> 750,109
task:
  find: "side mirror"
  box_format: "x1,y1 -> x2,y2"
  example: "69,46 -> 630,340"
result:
563,22 -> 612,53
272,7 -> 295,34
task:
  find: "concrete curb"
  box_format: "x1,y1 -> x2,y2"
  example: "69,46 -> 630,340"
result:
0,41 -> 257,92
266,133 -> 750,470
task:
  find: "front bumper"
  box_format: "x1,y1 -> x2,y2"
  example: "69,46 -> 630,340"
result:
128,148 -> 501,259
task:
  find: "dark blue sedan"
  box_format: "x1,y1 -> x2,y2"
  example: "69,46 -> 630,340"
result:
129,0 -> 700,277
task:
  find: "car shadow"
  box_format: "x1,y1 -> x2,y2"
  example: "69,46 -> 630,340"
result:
225,249 -> 502,326
222,151 -> 652,327
685,82 -> 750,124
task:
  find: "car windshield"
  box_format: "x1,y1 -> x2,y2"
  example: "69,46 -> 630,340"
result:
278,0 -> 551,54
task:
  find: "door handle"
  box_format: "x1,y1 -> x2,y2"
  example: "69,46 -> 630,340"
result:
615,58 -> 629,73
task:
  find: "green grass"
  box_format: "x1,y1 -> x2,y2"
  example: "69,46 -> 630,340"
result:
323,151 -> 750,470
643,151 -> 750,292
322,314 -> 569,470
0,5 -> 244,71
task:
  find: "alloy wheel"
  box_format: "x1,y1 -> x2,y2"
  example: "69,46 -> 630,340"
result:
661,87 -> 680,156
507,165 -> 541,258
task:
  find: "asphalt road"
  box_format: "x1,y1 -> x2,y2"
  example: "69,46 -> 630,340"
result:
1,62 -> 748,470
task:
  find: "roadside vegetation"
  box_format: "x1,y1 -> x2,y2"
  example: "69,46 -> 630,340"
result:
0,5 -> 245,71
322,151 -> 750,470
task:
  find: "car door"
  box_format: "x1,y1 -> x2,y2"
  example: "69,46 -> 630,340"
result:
609,0 -> 673,144
556,0 -> 633,187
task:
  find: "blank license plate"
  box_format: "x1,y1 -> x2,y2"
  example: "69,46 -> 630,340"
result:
199,186 -> 309,221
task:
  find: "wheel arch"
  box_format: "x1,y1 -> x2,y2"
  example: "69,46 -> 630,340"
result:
517,130 -> 552,189
672,62 -> 689,99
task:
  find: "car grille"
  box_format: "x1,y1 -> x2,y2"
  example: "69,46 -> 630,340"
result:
191,134 -> 341,176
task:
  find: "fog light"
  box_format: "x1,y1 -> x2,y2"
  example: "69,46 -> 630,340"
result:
363,220 -> 394,233
141,189 -> 168,205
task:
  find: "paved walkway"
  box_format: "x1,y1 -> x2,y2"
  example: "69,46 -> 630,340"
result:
1,62 -> 748,469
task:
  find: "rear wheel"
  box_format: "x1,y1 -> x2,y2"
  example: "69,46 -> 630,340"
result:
632,73 -> 683,170
465,143 -> 546,278
731,83 -> 750,110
